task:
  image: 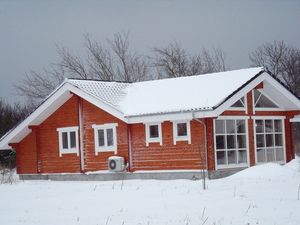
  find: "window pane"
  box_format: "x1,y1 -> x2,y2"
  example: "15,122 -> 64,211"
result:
256,134 -> 265,148
266,148 -> 275,162
257,148 -> 265,163
266,134 -> 274,147
70,131 -> 76,148
237,120 -> 245,133
62,132 -> 68,149
238,150 -> 247,164
274,120 -> 282,132
177,123 -> 187,136
149,125 -> 159,138
275,134 -> 283,147
217,151 -> 226,165
255,120 -> 264,133
231,99 -> 244,107
215,120 -> 225,134
265,120 -> 273,133
226,120 -> 235,134
98,129 -> 105,147
256,93 -> 278,108
107,128 -> 114,146
216,135 -> 225,149
227,150 -> 237,164
237,135 -> 246,148
226,135 -> 235,149
275,148 -> 284,161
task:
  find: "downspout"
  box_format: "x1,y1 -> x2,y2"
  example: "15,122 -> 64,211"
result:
127,125 -> 133,172
78,97 -> 85,172
192,112 -> 208,189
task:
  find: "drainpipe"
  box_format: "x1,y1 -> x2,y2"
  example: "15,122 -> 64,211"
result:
127,125 -> 133,172
192,112 -> 208,190
78,97 -> 85,172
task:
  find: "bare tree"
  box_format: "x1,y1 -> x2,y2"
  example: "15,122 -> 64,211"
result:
249,40 -> 300,96
152,42 -> 227,78
109,32 -> 148,82
57,46 -> 89,79
16,33 -> 227,106
15,65 -> 66,105
0,99 -> 32,138
15,32 -> 149,106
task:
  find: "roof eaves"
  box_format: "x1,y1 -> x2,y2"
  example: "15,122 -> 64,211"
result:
124,107 -> 214,118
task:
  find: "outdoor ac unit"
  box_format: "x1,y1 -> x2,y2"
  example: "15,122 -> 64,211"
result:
108,156 -> 125,172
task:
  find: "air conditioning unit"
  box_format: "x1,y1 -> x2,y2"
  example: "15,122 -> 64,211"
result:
108,156 -> 125,172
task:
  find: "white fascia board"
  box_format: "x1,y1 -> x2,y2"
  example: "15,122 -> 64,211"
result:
126,109 -> 217,124
0,84 -> 74,150
213,72 -> 268,117
126,111 -> 194,124
67,85 -> 127,123
263,75 -> 300,109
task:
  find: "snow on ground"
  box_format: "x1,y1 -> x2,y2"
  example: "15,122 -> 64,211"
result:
1,159 -> 300,225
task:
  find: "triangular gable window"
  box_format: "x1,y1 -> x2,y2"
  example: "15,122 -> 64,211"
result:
253,89 -> 278,108
231,96 -> 245,108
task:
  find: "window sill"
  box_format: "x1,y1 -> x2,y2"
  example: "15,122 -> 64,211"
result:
95,148 -> 117,155
59,149 -> 79,157
216,163 -> 248,170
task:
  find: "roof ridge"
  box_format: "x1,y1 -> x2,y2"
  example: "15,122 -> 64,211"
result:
66,77 -> 132,84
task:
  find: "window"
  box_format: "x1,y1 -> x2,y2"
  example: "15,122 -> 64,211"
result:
254,119 -> 285,163
92,123 -> 118,155
57,127 -> 79,157
173,121 -> 191,145
230,96 -> 246,109
253,89 -> 278,108
214,119 -> 248,169
145,123 -> 162,146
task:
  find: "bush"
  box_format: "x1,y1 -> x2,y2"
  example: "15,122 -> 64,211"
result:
0,150 -> 16,169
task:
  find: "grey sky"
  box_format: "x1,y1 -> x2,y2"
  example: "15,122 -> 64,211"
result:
0,0 -> 300,103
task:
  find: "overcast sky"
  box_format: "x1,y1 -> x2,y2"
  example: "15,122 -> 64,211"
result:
1,0 -> 300,103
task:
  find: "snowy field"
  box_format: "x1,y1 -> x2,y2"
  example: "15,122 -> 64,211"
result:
1,159 -> 300,225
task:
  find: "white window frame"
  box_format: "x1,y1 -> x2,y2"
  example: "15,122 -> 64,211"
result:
145,123 -> 162,146
92,123 -> 118,155
172,120 -> 191,145
252,116 -> 286,164
57,126 -> 79,157
213,117 -> 250,170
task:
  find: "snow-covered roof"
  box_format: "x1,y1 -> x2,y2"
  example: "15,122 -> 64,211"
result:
68,67 -> 264,116
68,80 -> 130,112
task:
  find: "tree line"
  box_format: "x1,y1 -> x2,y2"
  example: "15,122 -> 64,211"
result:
0,100 -> 31,168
